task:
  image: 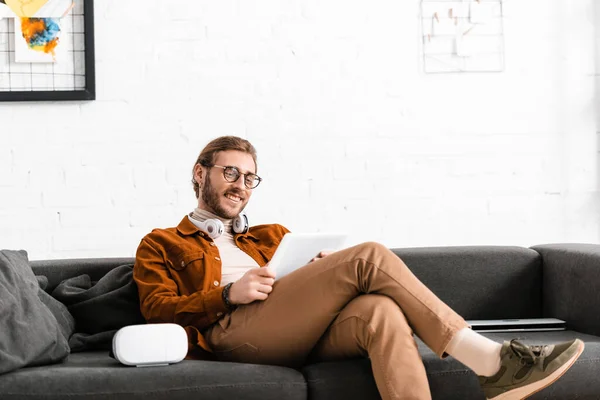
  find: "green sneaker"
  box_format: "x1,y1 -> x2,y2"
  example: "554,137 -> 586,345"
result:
479,338 -> 584,400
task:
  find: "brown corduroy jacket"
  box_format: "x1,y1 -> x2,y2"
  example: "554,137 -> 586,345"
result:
133,215 -> 289,359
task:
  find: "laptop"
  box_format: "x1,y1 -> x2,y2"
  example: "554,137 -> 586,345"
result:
466,318 -> 567,333
270,233 -> 348,280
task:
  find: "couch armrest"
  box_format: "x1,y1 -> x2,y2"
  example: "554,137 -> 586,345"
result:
531,243 -> 600,336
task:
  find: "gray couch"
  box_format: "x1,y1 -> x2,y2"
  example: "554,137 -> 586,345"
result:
1,243 -> 599,400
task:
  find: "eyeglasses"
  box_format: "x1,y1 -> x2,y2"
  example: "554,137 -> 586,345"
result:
208,164 -> 262,189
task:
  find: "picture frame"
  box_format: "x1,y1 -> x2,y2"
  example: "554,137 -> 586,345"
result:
0,0 -> 95,102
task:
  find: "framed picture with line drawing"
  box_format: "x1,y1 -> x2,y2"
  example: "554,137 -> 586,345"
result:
0,0 -> 95,101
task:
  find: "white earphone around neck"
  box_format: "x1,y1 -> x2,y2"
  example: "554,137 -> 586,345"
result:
195,212 -> 249,239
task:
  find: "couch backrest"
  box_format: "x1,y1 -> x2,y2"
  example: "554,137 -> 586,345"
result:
31,258 -> 135,292
30,246 -> 543,320
392,246 -> 542,320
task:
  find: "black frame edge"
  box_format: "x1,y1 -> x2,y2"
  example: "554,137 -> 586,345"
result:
0,0 -> 96,102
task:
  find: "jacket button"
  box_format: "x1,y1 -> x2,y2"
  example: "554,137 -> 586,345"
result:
216,312 -> 223,317
180,261 -> 185,267
215,257 -> 221,261
213,280 -> 219,286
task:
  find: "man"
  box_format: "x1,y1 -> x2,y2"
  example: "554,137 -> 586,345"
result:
134,135 -> 584,400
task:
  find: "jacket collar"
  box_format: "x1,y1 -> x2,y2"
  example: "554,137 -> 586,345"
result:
177,216 -> 201,236
176,215 -> 259,241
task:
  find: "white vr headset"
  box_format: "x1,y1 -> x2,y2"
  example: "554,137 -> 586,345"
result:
112,323 -> 188,367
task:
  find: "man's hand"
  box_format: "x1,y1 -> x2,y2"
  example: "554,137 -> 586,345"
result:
309,250 -> 334,263
228,267 -> 276,305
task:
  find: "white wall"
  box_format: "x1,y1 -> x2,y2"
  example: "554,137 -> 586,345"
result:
0,0 -> 598,260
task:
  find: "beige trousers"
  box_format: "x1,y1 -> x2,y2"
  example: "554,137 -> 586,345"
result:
205,242 -> 468,400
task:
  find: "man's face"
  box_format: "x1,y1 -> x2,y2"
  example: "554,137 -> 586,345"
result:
196,150 -> 256,219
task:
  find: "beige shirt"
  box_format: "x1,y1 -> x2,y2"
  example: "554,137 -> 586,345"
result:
188,209 -> 260,286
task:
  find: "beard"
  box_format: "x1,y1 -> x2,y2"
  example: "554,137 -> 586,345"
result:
200,173 -> 246,219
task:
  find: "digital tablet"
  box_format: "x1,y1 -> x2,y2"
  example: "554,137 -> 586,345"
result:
270,233 -> 348,280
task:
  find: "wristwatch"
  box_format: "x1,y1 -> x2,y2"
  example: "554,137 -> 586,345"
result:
222,282 -> 236,311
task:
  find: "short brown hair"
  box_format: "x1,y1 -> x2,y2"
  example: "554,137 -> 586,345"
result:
192,136 -> 258,198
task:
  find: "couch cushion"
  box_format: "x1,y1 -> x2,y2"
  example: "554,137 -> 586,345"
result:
391,246 -> 542,319
0,351 -> 306,400
0,250 -> 74,375
303,330 -> 600,400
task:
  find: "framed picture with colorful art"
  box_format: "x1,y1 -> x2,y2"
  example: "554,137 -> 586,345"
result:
0,0 -> 95,101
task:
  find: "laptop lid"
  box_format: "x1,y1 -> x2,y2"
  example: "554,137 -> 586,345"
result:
466,318 -> 567,333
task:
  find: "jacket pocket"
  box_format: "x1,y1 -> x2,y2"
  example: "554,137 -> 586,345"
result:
169,251 -> 205,271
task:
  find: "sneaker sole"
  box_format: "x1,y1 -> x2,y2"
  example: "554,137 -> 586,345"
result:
489,339 -> 585,400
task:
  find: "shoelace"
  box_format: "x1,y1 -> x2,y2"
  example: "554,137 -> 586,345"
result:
509,340 -> 548,366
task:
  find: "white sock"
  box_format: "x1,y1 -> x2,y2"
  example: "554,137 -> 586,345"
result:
445,328 -> 503,377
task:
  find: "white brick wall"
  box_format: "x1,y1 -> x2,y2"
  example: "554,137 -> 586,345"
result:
0,0 -> 598,260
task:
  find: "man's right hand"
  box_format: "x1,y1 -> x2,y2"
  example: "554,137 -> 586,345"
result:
228,267 -> 276,305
